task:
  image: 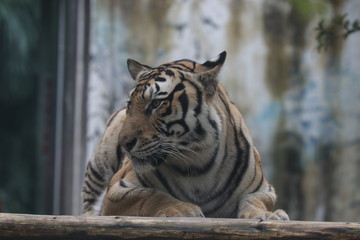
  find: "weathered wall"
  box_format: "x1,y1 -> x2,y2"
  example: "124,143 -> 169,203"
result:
87,0 -> 360,221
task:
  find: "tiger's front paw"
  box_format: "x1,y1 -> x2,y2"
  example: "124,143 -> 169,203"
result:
257,209 -> 289,221
239,209 -> 289,221
82,209 -> 99,216
155,202 -> 204,218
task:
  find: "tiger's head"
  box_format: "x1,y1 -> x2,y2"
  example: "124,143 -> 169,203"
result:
119,51 -> 226,172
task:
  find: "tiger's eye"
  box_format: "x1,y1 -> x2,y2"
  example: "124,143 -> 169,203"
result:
151,99 -> 162,109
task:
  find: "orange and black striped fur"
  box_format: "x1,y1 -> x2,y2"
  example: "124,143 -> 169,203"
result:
82,51 -> 289,219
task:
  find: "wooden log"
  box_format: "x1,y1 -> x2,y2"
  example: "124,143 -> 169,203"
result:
0,213 -> 359,240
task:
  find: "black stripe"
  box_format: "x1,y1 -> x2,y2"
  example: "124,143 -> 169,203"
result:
173,82 -> 185,92
214,136 -> 228,180
208,115 -> 218,130
155,77 -> 166,82
140,72 -> 158,80
192,61 -> 196,72
83,198 -> 96,204
84,180 -> 101,195
155,83 -> 160,93
116,144 -> 124,170
87,173 -> 104,188
171,66 -> 191,72
250,175 -> 264,194
161,83 -> 188,136
159,63 -> 171,68
178,91 -> 188,115
178,71 -> 186,81
156,91 -> 168,96
174,63 -> 193,71
179,141 -> 189,146
89,163 -> 104,182
241,159 -> 259,194
218,90 -> 234,125
194,120 -> 206,137
82,188 -> 94,195
208,114 -> 219,139
165,69 -> 174,76
155,170 -> 177,198
231,127 -> 251,193
186,80 -> 202,116
138,72 -> 147,80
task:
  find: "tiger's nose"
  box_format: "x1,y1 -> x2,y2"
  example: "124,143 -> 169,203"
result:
120,137 -> 137,152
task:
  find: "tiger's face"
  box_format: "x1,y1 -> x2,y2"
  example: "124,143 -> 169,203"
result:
119,52 -> 226,171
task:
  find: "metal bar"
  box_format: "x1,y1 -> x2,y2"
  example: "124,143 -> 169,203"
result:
53,0 -> 66,215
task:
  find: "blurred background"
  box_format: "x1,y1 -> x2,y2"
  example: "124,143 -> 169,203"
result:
0,0 -> 359,221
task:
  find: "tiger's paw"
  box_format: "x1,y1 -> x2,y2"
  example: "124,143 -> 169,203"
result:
155,203 -> 204,218
239,208 -> 289,221
257,209 -> 289,221
82,210 -> 99,216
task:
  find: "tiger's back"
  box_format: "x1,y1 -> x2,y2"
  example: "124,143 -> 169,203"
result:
82,51 -> 289,220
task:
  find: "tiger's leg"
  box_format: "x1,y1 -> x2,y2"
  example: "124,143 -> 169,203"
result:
102,168 -> 204,217
237,185 -> 289,220
82,110 -> 127,215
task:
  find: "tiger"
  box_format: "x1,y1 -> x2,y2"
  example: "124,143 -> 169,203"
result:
81,51 -> 289,220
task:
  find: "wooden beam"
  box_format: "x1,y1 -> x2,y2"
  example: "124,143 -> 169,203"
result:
0,213 -> 359,240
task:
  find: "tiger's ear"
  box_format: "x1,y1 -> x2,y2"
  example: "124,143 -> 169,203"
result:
127,59 -> 152,80
196,51 -> 226,96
